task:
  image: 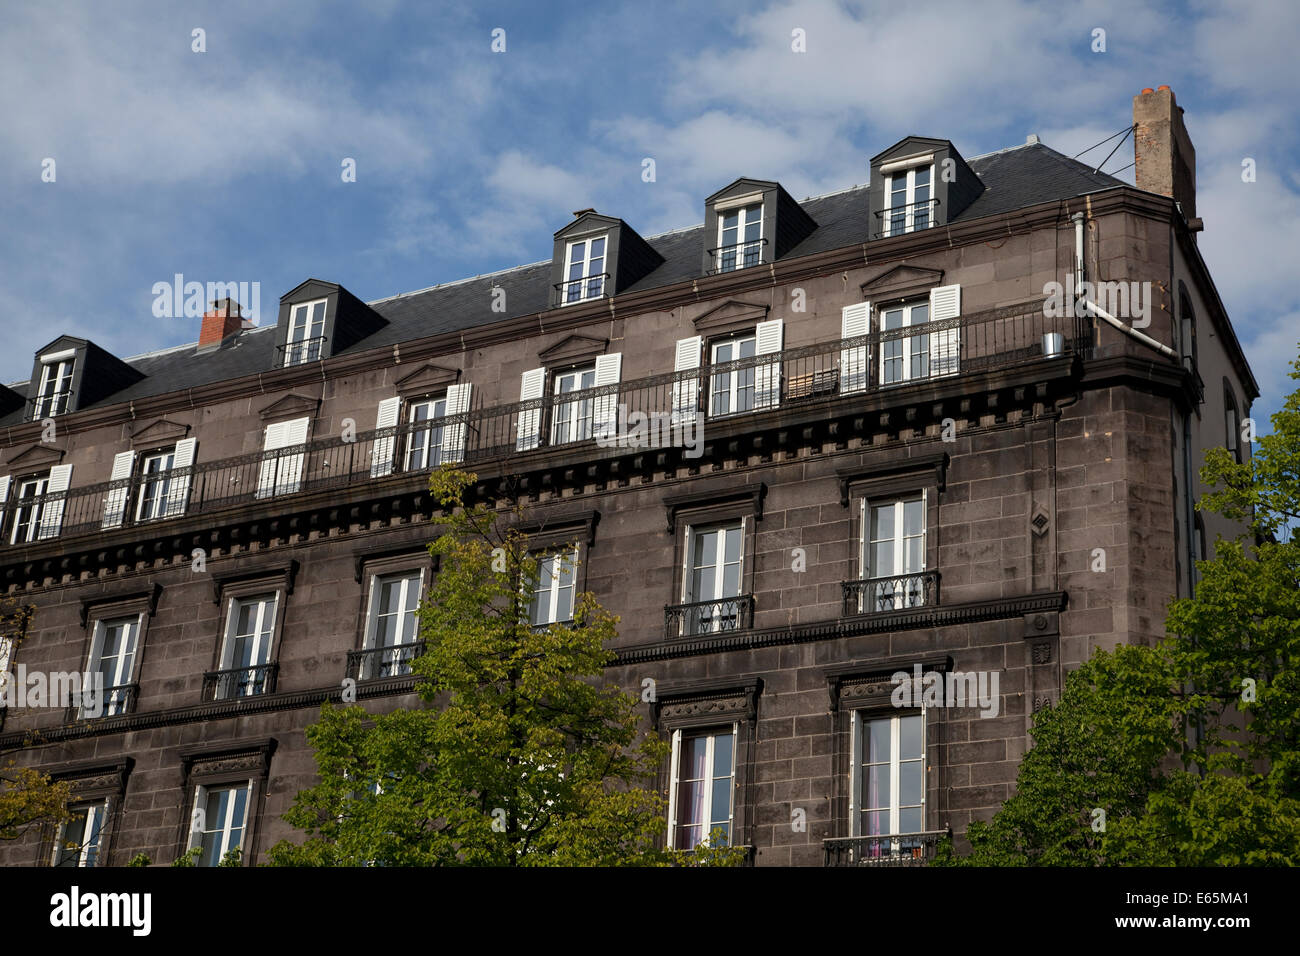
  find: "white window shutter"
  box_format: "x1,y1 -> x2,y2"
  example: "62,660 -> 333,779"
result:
38,464 -> 73,539
848,712 -> 859,836
754,319 -> 783,409
0,475 -> 10,530
840,302 -> 871,394
370,397 -> 402,478
441,383 -> 472,463
592,353 -> 622,442
101,451 -> 136,529
666,728 -> 682,842
256,422 -> 284,498
672,336 -> 702,425
516,368 -> 546,451
929,284 -> 961,377
165,438 -> 198,516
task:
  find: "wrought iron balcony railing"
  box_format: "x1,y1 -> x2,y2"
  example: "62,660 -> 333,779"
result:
873,199 -> 941,239
841,572 -> 939,616
0,302 -> 1086,551
278,336 -> 329,366
823,830 -> 949,866
346,642 -> 425,681
706,237 -> 768,274
28,390 -> 73,420
202,663 -> 278,701
664,595 -> 754,639
553,272 -> 611,306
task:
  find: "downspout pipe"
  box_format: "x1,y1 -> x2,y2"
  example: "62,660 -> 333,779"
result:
1083,299 -> 1179,360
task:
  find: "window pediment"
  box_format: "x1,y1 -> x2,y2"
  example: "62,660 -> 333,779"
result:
394,362 -> 459,398
3,442 -> 64,472
129,417 -> 191,450
691,299 -> 770,336
538,335 -> 608,367
836,453 -> 948,507
663,483 -> 765,533
258,393 -> 321,422
859,265 -> 946,301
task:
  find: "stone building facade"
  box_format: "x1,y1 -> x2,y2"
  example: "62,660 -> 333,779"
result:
0,87 -> 1255,866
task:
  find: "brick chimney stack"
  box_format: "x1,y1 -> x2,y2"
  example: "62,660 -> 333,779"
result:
198,298 -> 245,351
1133,85 -> 1202,232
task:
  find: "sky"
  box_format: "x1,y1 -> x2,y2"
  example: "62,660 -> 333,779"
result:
2,0 -> 1298,426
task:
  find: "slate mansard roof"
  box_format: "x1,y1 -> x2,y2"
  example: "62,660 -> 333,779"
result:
1,142 -> 1126,426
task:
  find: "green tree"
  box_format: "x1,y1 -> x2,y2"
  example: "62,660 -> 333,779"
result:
269,467 -> 742,866
941,353 -> 1300,866
0,597 -> 72,843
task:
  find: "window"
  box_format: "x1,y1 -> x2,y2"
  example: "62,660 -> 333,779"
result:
710,334 -> 756,417
53,802 -> 107,867
83,616 -> 140,717
405,397 -> 447,471
683,522 -> 745,633
9,473 -> 48,545
136,450 -> 175,521
361,570 -> 424,678
852,712 -> 924,848
1225,385 -> 1240,463
883,165 -> 934,236
191,783 -> 250,866
561,237 -> 606,304
284,299 -> 327,365
32,357 -> 74,420
551,366 -> 597,444
214,594 -> 277,698
668,726 -> 736,849
879,300 -> 931,385
861,495 -> 927,611
529,548 -> 578,627
716,203 -> 763,272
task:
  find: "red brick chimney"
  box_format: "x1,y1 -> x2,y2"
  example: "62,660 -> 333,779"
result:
1133,86 -> 1202,232
198,298 -> 245,351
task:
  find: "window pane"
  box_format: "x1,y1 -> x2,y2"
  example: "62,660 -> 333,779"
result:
899,715 -> 923,758
899,760 -> 923,807
898,806 -> 922,833
713,731 -> 734,776
904,498 -> 924,535
710,777 -> 732,826
867,718 -> 891,763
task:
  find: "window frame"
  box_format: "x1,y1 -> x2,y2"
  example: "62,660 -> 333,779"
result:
82,613 -> 143,718
550,365 -> 598,445
8,472 -> 49,545
33,357 -> 75,420
715,202 -> 764,273
708,332 -> 758,418
52,800 -> 108,867
527,545 -> 580,628
404,395 -> 449,471
877,299 -> 932,386
284,298 -> 328,366
212,581 -> 287,699
561,235 -> 608,304
189,780 -> 252,867
849,708 -> 927,841
667,724 -> 738,850
882,164 -> 935,237
135,448 -> 177,522
860,491 -> 928,610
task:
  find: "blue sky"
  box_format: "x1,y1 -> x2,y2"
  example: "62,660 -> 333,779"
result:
2,0 -> 1298,425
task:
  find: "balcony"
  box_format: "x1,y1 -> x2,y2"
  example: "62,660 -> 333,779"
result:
67,683 -> 138,721
28,390 -> 73,420
0,302 -> 1084,553
554,272 -> 610,306
346,642 -> 425,681
842,572 -> 940,616
278,336 -> 328,367
873,199 -> 940,239
665,595 -> 754,639
202,663 -> 278,701
823,830 -> 949,866
706,238 -> 768,275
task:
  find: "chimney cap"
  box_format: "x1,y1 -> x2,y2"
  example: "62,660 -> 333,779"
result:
572,207 -> 597,218
1026,133 -> 1040,145
1141,87 -> 1155,94
1157,85 -> 1171,91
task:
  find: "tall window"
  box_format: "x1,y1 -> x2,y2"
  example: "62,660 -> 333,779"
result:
1225,386 -> 1240,463
716,203 -> 763,272
669,727 -> 736,849
684,522 -> 744,633
284,299 -> 327,365
884,166 -> 933,236
710,334 -> 756,417
9,473 -> 48,545
529,549 -> 577,627
136,449 -> 175,521
33,358 -> 74,420
84,616 -> 140,717
879,301 -> 931,385
193,783 -> 250,866
216,595 -> 277,698
863,495 -> 926,610
405,397 -> 447,471
363,570 -> 424,678
853,712 -> 924,842
53,802 -> 107,867
551,366 -> 597,444
562,237 -> 606,304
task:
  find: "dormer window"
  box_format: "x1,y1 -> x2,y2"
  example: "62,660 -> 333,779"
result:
284,299 -> 327,366
561,237 -> 607,304
32,352 -> 75,420
883,164 -> 934,237
716,203 -> 763,272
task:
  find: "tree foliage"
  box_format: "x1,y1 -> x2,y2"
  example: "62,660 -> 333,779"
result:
941,353 -> 1300,866
270,467 -> 742,866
